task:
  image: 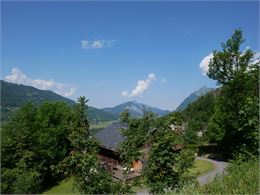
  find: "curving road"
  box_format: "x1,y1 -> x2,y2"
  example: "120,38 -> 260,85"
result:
196,157 -> 228,185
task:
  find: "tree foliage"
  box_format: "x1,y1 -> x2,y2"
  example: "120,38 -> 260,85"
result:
182,91 -> 217,144
145,128 -> 194,193
1,97 -> 121,194
1,102 -> 72,193
207,29 -> 259,158
55,96 -> 117,194
119,109 -> 156,165
207,29 -> 255,85
119,109 -> 195,193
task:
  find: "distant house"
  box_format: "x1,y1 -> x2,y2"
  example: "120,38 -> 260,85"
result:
197,131 -> 203,137
170,124 -> 184,134
94,122 -> 142,181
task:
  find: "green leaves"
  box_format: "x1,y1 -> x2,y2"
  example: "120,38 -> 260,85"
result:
1,102 -> 73,193
207,29 -> 256,85
206,29 -> 259,159
55,96 -> 117,194
145,129 -> 194,193
119,110 -> 156,165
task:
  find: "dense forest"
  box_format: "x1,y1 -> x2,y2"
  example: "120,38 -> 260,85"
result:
1,29 -> 259,194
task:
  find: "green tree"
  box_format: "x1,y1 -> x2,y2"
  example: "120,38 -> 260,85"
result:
1,102 -> 73,193
184,120 -> 200,144
56,96 -> 116,194
119,109 -> 195,193
145,129 -> 194,193
118,109 -> 156,191
36,102 -> 72,186
119,109 -> 156,165
207,29 -> 255,85
207,29 -> 259,158
1,103 -> 41,193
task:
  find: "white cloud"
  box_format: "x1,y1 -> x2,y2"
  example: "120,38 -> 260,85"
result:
81,39 -> 116,49
252,52 -> 260,64
199,53 -> 213,76
122,73 -> 157,98
92,40 -> 105,48
160,78 -> 167,84
5,68 -> 77,97
121,91 -> 128,97
81,40 -> 90,49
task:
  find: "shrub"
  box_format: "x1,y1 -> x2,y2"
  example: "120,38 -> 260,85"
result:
201,158 -> 259,194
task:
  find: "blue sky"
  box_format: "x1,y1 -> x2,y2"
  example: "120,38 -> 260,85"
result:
2,1 -> 259,110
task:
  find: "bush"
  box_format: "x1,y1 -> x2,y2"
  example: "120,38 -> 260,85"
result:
13,170 -> 41,194
201,158 -> 259,194
1,168 -> 41,194
169,157 -> 259,194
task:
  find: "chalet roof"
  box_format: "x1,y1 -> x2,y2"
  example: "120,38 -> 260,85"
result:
94,122 -> 127,151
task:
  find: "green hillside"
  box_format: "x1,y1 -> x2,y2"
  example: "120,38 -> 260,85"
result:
0,80 -> 116,122
176,86 -> 214,111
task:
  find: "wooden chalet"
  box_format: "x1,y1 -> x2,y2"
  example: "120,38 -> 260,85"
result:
94,122 -> 142,181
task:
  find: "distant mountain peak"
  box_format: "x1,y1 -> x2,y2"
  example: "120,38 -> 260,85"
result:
176,86 -> 214,111
102,101 -> 169,118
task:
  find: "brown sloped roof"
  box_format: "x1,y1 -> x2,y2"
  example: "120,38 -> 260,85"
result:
173,144 -> 183,151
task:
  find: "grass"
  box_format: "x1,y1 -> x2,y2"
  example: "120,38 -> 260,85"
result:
189,159 -> 215,176
43,178 -> 78,194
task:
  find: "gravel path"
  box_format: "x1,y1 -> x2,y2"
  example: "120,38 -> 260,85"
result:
136,188 -> 149,195
196,157 -> 228,185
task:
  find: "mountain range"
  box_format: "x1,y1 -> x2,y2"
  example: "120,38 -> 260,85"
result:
1,80 -> 213,122
0,80 -> 169,122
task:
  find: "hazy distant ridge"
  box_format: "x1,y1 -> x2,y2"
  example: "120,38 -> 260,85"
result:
102,100 -> 170,118
175,86 -> 214,111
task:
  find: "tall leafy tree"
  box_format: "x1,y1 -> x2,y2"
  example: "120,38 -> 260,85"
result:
119,109 -> 195,193
118,109 -> 156,191
1,103 -> 41,193
56,96 -> 116,194
36,102 -> 72,187
145,128 -> 194,193
119,109 -> 156,165
207,29 -> 259,158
